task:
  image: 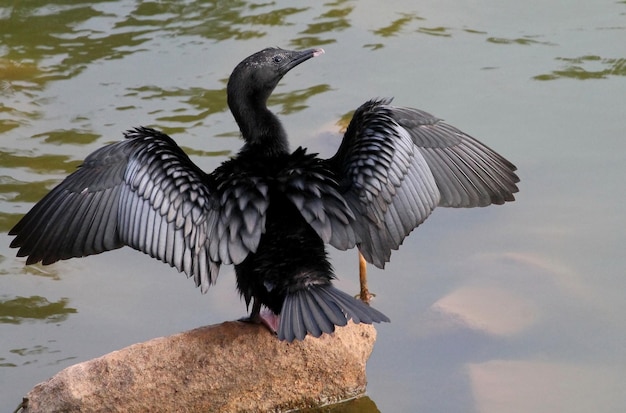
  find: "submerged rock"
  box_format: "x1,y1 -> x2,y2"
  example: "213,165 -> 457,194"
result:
20,321 -> 376,413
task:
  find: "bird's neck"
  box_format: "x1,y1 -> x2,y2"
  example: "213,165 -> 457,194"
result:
230,98 -> 290,157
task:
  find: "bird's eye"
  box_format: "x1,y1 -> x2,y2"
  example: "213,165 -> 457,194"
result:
273,56 -> 283,64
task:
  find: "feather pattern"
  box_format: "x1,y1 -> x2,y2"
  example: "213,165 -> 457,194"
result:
278,284 -> 389,342
10,127 -> 235,292
209,160 -> 270,266
389,105 -> 519,207
325,99 -> 519,268
327,100 -> 441,267
278,148 -> 357,250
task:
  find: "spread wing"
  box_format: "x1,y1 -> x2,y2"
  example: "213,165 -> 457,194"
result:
389,105 -> 519,207
325,99 -> 519,268
9,127 -> 268,292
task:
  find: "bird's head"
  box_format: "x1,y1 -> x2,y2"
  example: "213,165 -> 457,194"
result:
227,47 -> 325,106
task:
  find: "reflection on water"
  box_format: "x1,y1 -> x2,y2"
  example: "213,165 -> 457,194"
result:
125,84 -> 230,135
0,296 -> 76,325
0,258 -> 59,280
1,0 -> 625,411
300,7 -> 352,39
486,36 -> 556,46
429,286 -> 536,337
0,1 -> 350,136
31,129 -> 100,146
372,13 -> 424,38
273,84 -> 333,115
468,360 -> 625,413
416,26 -> 452,37
534,55 -> 626,80
1,342 -> 76,369
0,153 -> 77,175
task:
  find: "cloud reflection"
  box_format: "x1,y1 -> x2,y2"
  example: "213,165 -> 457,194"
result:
430,286 -> 537,337
468,360 -> 626,413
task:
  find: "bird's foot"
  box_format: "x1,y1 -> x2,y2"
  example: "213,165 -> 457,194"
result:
355,289 -> 376,305
239,310 -> 280,335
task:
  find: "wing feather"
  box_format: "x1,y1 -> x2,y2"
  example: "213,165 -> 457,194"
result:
326,99 -> 518,267
391,106 -> 519,207
327,100 -> 440,267
9,127 -> 237,292
209,163 -> 270,265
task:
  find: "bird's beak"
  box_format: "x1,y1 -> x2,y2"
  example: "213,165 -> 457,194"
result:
280,48 -> 325,74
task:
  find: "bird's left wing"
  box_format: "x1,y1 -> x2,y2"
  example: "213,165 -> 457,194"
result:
388,106 -> 519,207
326,99 -> 442,268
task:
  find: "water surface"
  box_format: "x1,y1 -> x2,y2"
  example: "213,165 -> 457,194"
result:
1,1 -> 625,411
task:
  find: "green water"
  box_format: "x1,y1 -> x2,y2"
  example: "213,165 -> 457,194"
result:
1,1 -> 625,411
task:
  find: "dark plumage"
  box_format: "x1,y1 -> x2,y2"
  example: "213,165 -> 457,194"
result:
9,47 -> 519,341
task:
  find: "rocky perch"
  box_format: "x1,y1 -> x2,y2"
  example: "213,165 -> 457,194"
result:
20,321 -> 377,413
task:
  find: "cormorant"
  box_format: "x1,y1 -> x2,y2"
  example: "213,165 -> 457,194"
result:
9,47 -> 519,341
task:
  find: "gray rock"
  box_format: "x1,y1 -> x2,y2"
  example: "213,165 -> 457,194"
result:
21,321 -> 377,412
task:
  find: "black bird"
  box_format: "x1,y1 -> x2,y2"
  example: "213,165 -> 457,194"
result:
9,47 -> 519,341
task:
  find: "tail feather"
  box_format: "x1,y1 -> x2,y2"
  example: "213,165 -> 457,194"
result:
300,293 -> 334,335
277,285 -> 390,342
316,286 -> 379,324
308,287 -> 349,327
280,292 -> 306,341
300,292 -> 323,338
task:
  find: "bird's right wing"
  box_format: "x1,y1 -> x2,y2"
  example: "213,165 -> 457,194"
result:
326,99 -> 519,268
